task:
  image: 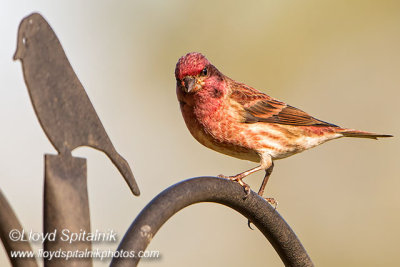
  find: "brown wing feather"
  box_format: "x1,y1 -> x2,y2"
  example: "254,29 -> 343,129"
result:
229,80 -> 338,127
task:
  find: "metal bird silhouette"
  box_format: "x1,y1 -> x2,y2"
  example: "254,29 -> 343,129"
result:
14,13 -> 140,196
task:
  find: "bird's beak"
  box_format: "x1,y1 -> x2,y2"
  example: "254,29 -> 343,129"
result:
183,76 -> 196,93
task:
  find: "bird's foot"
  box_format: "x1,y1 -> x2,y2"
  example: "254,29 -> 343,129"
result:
218,174 -> 251,196
264,197 -> 278,210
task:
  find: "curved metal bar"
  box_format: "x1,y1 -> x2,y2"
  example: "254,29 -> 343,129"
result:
0,189 -> 38,267
111,177 -> 313,266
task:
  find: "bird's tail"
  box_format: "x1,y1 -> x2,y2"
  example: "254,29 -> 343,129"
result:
340,129 -> 393,140
107,150 -> 140,196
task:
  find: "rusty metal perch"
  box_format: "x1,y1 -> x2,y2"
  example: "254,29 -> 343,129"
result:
111,177 -> 313,267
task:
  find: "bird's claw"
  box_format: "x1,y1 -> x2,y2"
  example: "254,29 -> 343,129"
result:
218,174 -> 251,196
234,178 -> 250,196
246,198 -> 277,231
247,220 -> 254,230
265,197 -> 278,210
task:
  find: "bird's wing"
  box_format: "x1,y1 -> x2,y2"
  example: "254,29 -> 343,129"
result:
229,81 -> 338,127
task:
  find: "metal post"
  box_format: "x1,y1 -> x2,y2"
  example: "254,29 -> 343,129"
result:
43,154 -> 92,267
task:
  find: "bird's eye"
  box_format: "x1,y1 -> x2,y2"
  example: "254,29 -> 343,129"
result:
201,67 -> 208,76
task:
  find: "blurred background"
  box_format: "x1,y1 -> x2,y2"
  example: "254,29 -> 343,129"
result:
1,0 -> 399,266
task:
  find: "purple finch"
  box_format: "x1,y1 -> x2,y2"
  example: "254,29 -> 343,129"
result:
175,52 -> 392,203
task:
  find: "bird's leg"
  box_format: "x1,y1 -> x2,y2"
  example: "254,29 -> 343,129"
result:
258,162 -> 274,196
218,165 -> 263,196
258,162 -> 277,209
248,161 -> 276,230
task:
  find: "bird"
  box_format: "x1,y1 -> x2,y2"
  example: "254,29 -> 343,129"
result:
14,13 -> 140,196
175,52 -> 391,204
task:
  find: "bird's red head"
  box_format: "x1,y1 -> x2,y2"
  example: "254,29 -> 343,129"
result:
175,52 -> 213,93
175,52 -> 210,81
